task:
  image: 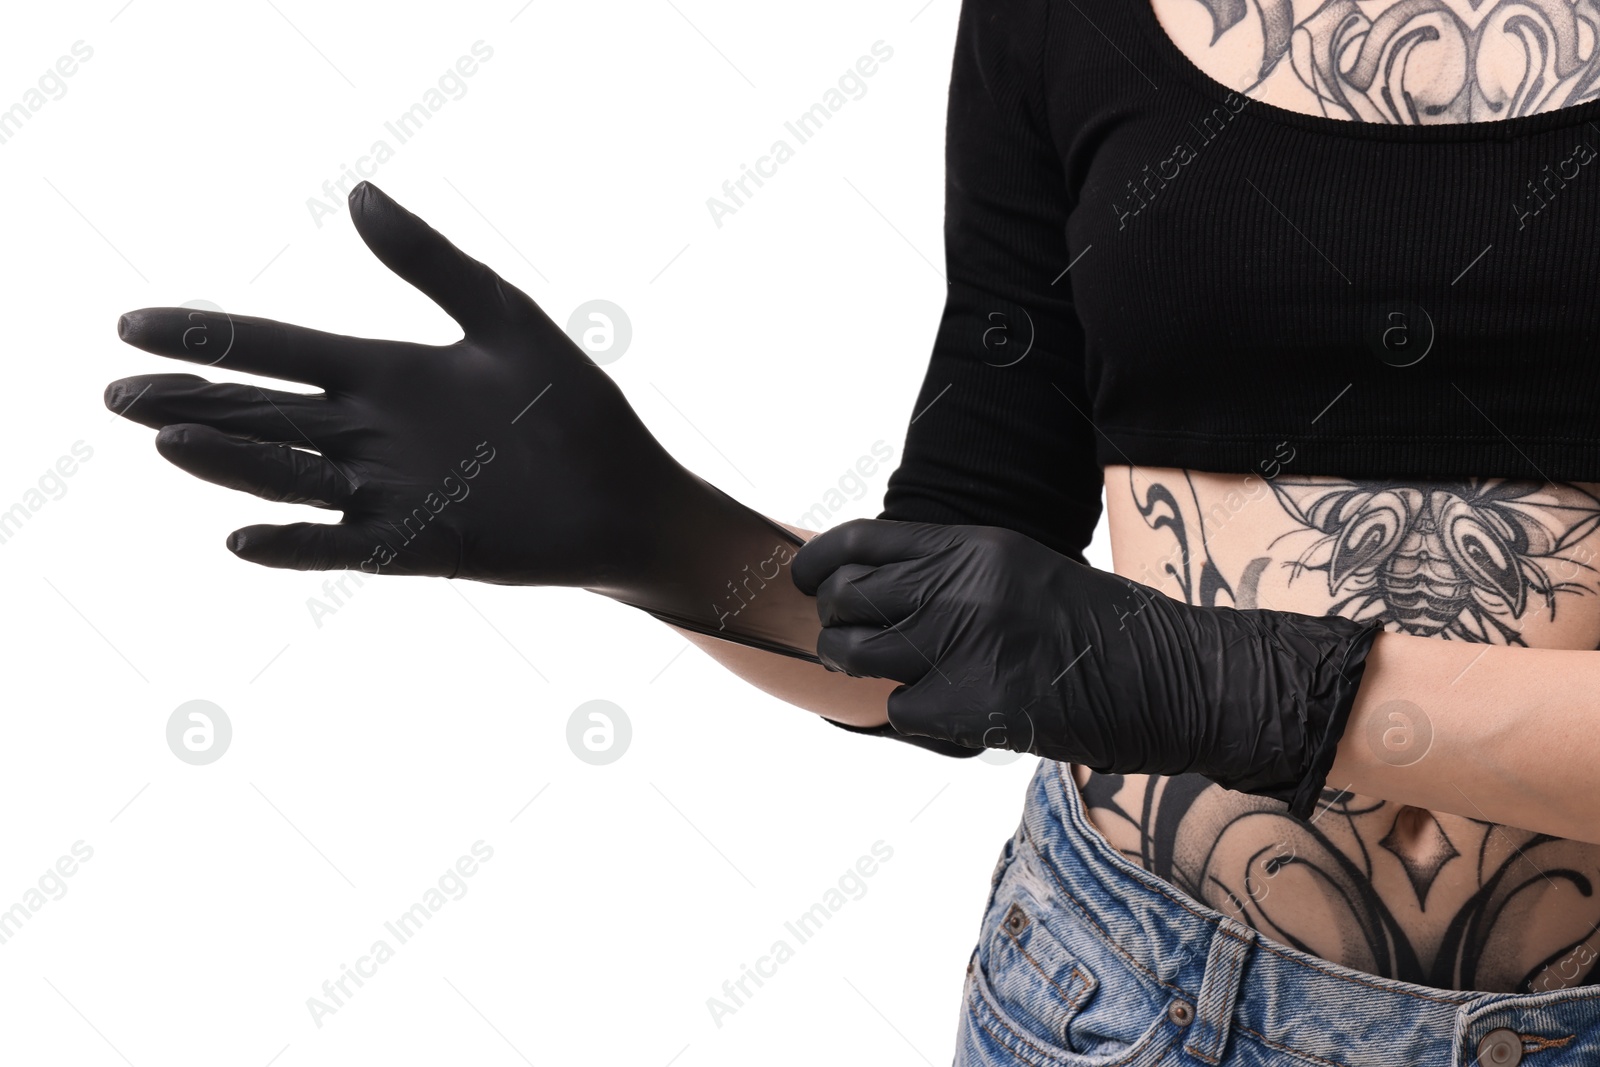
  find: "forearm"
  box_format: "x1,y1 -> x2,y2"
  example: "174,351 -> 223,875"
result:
1326,630 -> 1600,844
670,624 -> 901,727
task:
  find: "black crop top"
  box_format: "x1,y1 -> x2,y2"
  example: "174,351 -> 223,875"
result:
824,0 -> 1600,752
873,0 -> 1600,569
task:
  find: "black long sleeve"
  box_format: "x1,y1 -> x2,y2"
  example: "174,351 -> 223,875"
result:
875,0 -> 1102,563
823,0 -> 1102,755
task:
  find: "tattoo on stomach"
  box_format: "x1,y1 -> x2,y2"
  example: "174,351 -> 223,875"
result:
1079,465 -> 1600,992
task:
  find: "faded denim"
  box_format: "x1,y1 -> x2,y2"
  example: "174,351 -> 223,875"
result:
955,761 -> 1600,1066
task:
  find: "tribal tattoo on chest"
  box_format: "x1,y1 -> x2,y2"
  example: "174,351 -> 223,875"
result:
1078,468 -> 1600,991
1173,0 -> 1600,124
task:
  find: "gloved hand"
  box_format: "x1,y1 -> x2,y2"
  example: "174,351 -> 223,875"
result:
790,519 -> 1384,818
105,181 -> 822,663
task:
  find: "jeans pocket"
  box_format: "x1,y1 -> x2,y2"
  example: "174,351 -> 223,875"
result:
965,883 -> 1176,1067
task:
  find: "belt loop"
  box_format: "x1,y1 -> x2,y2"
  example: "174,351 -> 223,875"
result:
1184,915 -> 1256,1064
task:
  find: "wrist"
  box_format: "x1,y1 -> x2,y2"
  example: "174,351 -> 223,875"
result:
1192,606 -> 1384,818
1323,629 -> 1411,797
1284,615 -> 1385,818
589,463 -> 823,663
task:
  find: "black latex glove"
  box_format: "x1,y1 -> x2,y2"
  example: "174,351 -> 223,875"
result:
790,519 -> 1384,818
105,181 -> 821,663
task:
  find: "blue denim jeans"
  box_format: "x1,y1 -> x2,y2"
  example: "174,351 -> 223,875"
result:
956,761 -> 1600,1066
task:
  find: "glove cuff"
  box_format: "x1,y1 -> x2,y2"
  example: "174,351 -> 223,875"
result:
1195,608 -> 1384,820
1282,617 -> 1385,820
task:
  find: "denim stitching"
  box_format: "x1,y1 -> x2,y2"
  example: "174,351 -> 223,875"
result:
1022,826 -> 1187,997
1247,940 -> 1461,1003
975,1019 -> 1059,1067
975,1013 -> 1067,1067
1235,1022 -> 1355,1067
969,979 -> 1082,1067
1186,944 -> 1245,1065
1002,908 -> 1095,1010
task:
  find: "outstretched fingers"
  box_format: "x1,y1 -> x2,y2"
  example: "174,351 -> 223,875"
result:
105,373 -> 343,445
155,424 -> 360,509
226,521 -> 382,573
116,307 -> 406,389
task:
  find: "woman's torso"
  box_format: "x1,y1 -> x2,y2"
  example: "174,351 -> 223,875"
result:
1071,0 -> 1600,996
1080,463 -> 1600,992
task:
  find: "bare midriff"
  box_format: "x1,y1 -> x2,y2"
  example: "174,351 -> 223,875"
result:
1073,463 -> 1600,993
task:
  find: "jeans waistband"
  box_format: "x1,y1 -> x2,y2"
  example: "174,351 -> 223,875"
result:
1023,761 -> 1600,1066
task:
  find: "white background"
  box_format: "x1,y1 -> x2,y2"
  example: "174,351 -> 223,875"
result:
0,2 -> 1113,1064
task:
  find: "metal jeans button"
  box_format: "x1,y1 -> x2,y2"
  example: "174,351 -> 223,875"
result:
1477,1028 -> 1522,1066
1167,999 -> 1194,1027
